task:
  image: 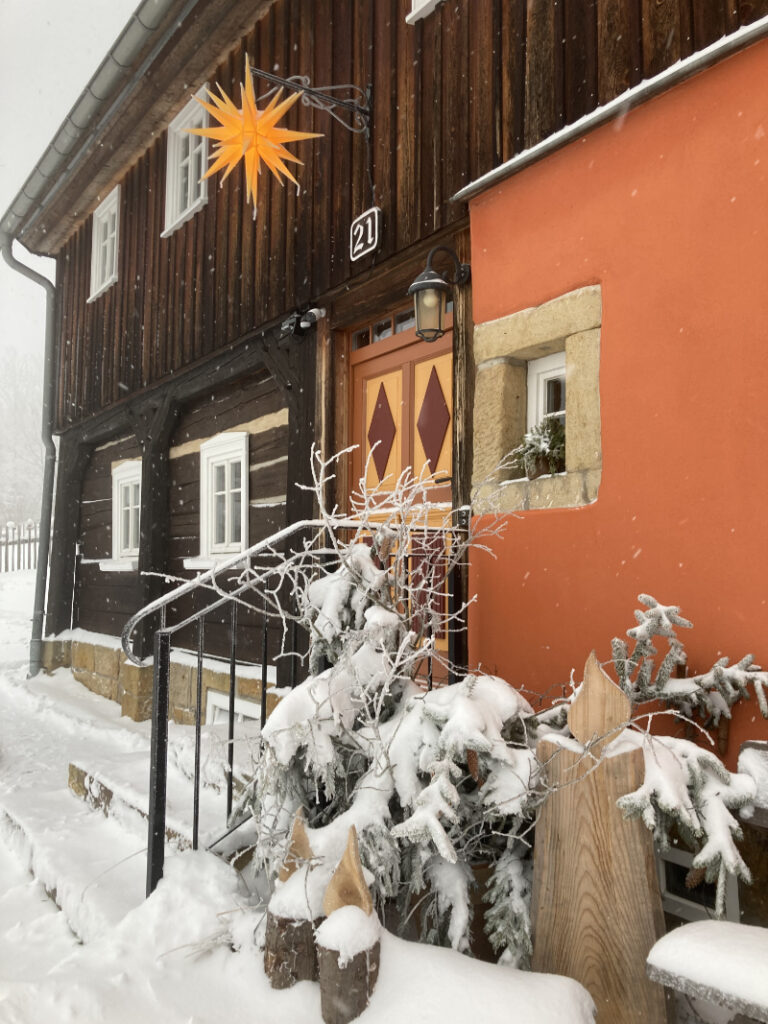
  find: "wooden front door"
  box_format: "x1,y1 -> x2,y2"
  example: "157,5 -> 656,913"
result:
349,317 -> 453,505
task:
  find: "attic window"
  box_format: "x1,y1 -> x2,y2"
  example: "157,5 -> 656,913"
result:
88,186 -> 120,302
163,89 -> 209,236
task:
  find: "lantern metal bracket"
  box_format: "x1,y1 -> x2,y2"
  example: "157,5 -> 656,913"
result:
422,245 -> 471,287
251,67 -> 371,136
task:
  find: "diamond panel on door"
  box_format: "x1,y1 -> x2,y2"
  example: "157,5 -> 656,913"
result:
413,352 -> 452,483
365,370 -> 403,490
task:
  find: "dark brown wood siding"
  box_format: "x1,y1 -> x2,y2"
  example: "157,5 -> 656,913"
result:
165,369 -> 289,660
53,0 -> 768,429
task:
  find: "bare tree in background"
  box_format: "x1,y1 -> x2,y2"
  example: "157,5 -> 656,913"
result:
0,347 -> 44,522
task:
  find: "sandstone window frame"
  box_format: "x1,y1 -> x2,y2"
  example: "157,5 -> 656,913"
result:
472,285 -> 602,513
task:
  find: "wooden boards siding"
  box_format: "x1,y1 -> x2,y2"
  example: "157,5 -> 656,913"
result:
165,370 -> 289,662
54,0 -> 765,430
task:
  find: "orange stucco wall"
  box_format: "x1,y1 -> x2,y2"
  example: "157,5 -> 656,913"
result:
467,39 -> 768,769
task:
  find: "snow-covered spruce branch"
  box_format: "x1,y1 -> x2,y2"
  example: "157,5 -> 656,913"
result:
612,593 -> 768,723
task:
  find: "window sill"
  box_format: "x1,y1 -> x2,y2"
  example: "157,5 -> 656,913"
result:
492,467 -> 601,513
405,0 -> 443,24
87,274 -> 118,303
162,197 -> 207,238
98,558 -> 138,573
183,555 -> 250,572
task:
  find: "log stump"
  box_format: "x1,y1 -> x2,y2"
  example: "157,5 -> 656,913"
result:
264,910 -> 322,988
317,941 -> 380,1024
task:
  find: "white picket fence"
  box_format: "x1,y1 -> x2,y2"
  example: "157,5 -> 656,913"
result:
0,521 -> 40,573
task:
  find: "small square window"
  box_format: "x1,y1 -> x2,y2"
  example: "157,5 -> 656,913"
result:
163,89 -> 209,236
527,351 -> 566,431
111,460 -> 141,560
199,433 -> 249,558
89,186 -> 120,301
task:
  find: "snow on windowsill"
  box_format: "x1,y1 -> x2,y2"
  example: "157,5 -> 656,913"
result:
183,555 -> 250,571
97,558 -> 138,573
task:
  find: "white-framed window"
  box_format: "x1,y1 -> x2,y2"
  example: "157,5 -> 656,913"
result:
111,460 -> 141,562
89,186 -> 120,301
205,689 -> 261,726
405,0 -> 444,24
163,88 -> 209,236
527,351 -> 566,430
199,433 -> 249,558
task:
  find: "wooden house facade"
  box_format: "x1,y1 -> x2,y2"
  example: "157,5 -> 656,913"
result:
4,0 -> 768,771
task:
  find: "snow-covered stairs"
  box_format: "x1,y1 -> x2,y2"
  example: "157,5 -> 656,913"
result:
0,785 -> 147,942
0,662 -> 258,946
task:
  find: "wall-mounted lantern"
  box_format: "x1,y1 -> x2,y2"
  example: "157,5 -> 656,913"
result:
407,245 -> 470,342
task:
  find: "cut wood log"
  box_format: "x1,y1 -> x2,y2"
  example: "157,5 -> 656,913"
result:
264,910 -> 321,988
323,826 -> 373,917
318,827 -> 380,1023
317,940 -> 380,1024
278,807 -> 314,883
532,654 -> 667,1024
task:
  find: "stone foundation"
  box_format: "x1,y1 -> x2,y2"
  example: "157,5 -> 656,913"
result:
41,634 -> 279,724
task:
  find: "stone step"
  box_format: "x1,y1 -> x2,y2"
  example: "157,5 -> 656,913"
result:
67,752 -> 231,850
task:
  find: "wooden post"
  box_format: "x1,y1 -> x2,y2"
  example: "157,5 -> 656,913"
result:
47,435 -> 90,636
127,394 -> 178,660
531,652 -> 667,1024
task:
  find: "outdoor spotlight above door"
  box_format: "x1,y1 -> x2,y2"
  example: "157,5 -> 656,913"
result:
408,245 -> 470,342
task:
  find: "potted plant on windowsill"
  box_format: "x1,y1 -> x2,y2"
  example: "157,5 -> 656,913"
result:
512,415 -> 566,480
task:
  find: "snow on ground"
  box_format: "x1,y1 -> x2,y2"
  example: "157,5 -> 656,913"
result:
0,571 -> 596,1022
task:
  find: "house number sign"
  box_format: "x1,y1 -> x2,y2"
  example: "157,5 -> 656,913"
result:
350,206 -> 382,262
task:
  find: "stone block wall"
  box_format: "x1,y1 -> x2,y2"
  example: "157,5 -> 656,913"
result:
41,635 -> 279,724
472,285 -> 602,513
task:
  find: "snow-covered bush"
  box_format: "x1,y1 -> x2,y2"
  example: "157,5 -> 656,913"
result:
236,451 -> 766,964
610,594 -> 767,915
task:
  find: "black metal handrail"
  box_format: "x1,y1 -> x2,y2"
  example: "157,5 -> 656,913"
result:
123,512 -> 469,897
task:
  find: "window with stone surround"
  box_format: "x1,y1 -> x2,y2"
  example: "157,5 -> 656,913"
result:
471,286 -> 602,512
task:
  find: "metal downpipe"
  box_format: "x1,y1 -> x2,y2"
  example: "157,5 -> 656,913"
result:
1,232 -> 57,677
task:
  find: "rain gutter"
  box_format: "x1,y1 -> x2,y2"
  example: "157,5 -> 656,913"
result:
0,0 -> 191,248
453,14 -> 768,205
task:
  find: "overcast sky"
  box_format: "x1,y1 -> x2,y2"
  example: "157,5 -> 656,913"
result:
0,0 -> 138,359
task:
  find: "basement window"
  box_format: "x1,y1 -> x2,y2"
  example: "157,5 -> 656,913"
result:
163,89 -> 209,236
109,460 -> 141,567
88,186 -> 120,302
198,433 -> 249,560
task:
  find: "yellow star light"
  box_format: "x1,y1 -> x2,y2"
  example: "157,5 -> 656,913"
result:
189,55 -> 322,203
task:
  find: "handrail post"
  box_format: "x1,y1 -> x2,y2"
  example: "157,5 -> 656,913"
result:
146,629 -> 170,896
226,602 -> 237,820
448,507 -> 470,685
